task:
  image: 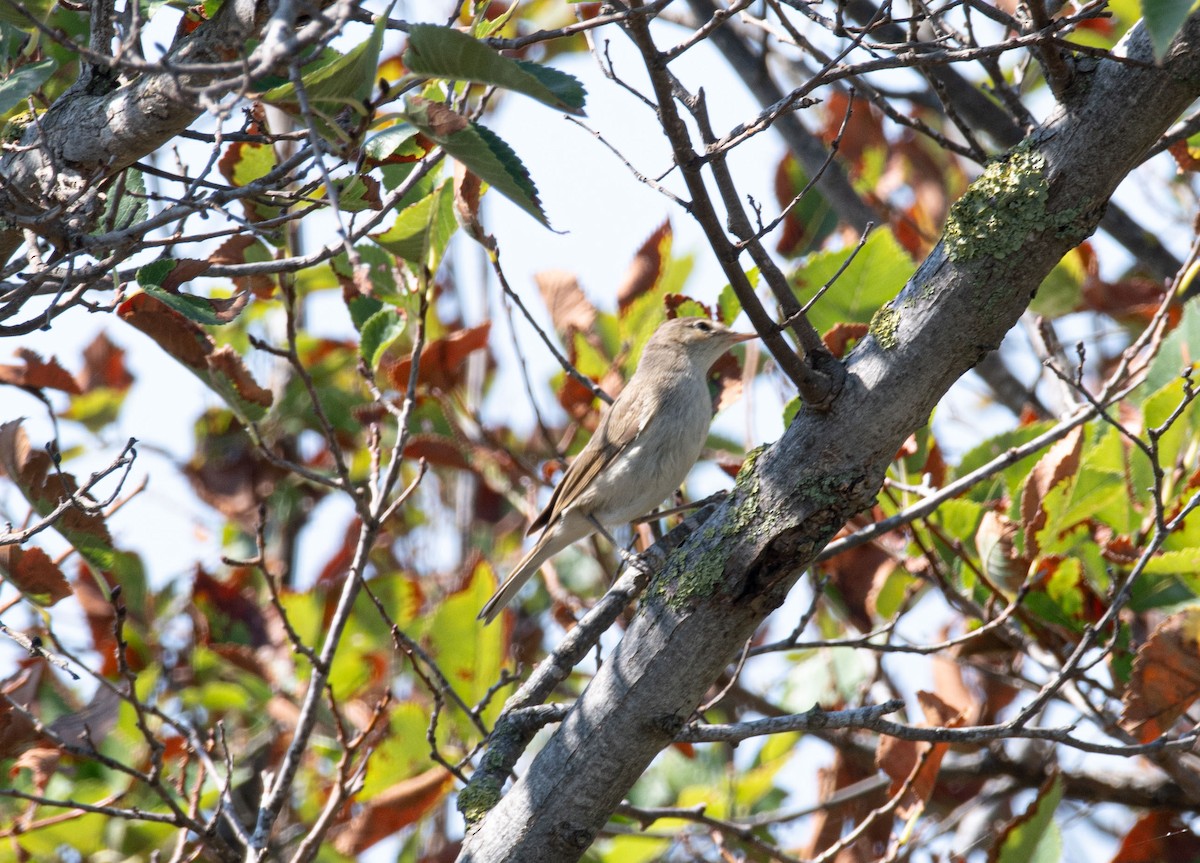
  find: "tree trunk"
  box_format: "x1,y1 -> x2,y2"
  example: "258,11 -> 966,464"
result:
458,15 -> 1200,862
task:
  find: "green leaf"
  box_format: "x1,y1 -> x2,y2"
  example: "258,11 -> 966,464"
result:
717,281 -> 744,325
794,229 -> 914,334
956,421 -> 1056,502
1031,246 -> 1086,318
426,560 -> 506,721
364,121 -> 425,162
93,168 -> 147,235
403,24 -> 585,113
992,774 -> 1063,863
1145,295 -> 1200,394
137,260 -> 224,325
359,307 -> 408,369
370,179 -> 457,272
775,156 -> 839,257
1144,549 -> 1200,574
404,96 -> 548,226
1142,0 -> 1197,60
260,3 -> 391,123
0,58 -> 55,115
782,395 -> 802,428
0,0 -> 54,28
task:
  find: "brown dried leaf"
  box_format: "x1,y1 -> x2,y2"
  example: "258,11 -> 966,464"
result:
1121,607 -> 1200,742
192,566 -> 269,648
411,97 -> 469,136
453,160 -> 486,242
976,510 -> 1026,591
0,665 -> 43,759
804,749 -> 890,861
0,349 -> 81,394
0,545 -> 71,606
11,746 -> 60,792
207,345 -> 274,411
0,420 -> 115,564
877,692 -> 962,821
118,291 -> 210,368
536,270 -> 596,338
820,91 -> 886,162
1019,425 -> 1083,558
707,351 -> 745,415
75,570 -> 120,676
819,524 -> 897,632
617,219 -> 672,311
331,765 -> 455,855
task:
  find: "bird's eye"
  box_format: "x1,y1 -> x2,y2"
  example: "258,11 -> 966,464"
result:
692,320 -> 713,333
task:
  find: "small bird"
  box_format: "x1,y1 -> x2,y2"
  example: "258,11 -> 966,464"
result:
479,316 -> 754,623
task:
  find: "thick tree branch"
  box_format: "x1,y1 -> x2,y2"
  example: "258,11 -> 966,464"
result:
0,0 -> 272,263
458,13 -> 1200,862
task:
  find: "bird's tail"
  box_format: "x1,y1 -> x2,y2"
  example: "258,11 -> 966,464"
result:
478,522 -> 579,624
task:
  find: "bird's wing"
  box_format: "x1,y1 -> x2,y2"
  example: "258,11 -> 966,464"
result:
526,384 -> 654,536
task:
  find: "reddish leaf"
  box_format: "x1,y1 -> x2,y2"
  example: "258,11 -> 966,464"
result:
387,323 -> 492,392
557,371 -> 599,422
0,545 -> 71,606
617,219 -> 671,311
804,749 -> 890,860
922,438 -> 947,489
118,291 -> 209,365
118,293 -> 273,418
403,435 -> 470,471
75,569 -> 121,676
1110,811 -> 1200,863
1081,274 -> 1167,324
820,90 -> 886,164
78,333 -> 134,393
1019,425 -> 1083,557
819,520 -> 897,632
823,322 -> 869,358
1169,139 -> 1200,172
331,766 -> 455,854
0,349 -> 81,394
664,294 -> 712,321
1121,607 -> 1200,742
536,270 -> 596,337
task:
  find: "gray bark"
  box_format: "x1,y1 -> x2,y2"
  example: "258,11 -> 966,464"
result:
458,15 -> 1200,862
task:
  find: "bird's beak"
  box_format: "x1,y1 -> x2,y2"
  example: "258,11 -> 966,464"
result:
729,331 -> 756,344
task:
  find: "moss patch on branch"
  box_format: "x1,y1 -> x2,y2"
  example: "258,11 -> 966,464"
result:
944,141 -> 1051,262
